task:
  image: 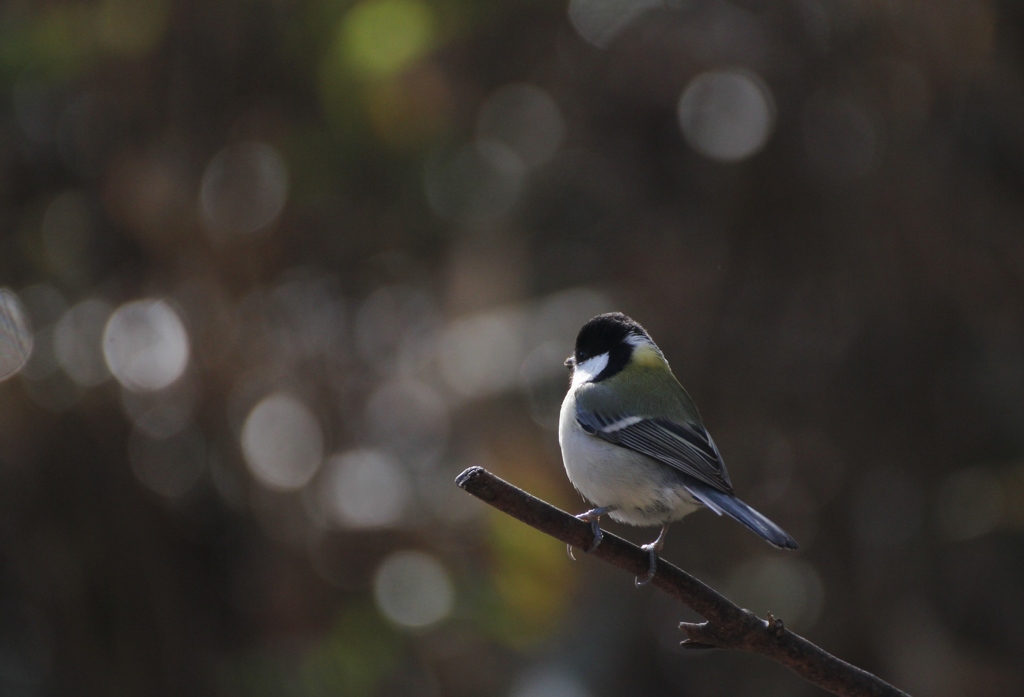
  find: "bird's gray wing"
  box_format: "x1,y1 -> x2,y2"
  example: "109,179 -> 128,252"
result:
575,406 -> 734,495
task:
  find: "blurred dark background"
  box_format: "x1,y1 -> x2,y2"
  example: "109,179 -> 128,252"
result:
1,0 -> 1023,695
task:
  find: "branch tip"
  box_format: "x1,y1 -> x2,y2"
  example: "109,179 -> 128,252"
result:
680,641 -> 719,650
455,466 -> 499,501
454,466 -> 483,488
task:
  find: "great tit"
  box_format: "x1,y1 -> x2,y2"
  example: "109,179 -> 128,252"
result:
559,312 -> 797,584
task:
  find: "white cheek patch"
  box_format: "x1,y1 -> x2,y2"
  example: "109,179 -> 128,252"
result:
571,352 -> 609,388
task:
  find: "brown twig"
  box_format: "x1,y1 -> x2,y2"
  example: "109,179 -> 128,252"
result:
455,466 -> 910,697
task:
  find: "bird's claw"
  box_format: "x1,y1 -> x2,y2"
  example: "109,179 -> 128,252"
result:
634,544 -> 658,587
634,524 -> 669,586
568,510 -> 606,559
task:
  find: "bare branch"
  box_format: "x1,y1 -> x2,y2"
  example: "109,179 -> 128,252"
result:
455,466 -> 910,697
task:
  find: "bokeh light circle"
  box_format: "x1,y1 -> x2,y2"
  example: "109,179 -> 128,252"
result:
727,557 -> 825,631
366,379 -> 449,468
477,83 -> 565,169
55,298 -> 112,386
341,0 -> 435,79
103,299 -> 189,392
321,449 -> 412,528
200,141 -> 288,238
568,0 -> 661,48
373,550 -> 454,629
121,379 -> 197,439
438,310 -> 524,398
241,393 -> 324,491
424,140 -> 526,222
678,70 -> 775,162
354,285 -> 439,371
0,289 -> 34,382
512,668 -> 593,697
519,342 -> 570,430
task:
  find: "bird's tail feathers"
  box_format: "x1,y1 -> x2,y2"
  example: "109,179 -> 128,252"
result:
686,485 -> 799,550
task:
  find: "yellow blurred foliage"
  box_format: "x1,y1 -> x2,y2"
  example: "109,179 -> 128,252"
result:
488,506 -> 575,648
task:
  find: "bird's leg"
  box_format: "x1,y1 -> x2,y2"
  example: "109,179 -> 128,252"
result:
635,523 -> 670,586
567,506 -> 613,559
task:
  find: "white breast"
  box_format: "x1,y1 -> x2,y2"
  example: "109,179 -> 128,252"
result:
557,387 -> 702,527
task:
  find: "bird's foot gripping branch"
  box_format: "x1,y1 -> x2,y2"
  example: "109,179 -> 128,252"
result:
455,466 -> 911,697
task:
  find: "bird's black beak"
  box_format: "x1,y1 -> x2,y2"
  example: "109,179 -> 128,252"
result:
564,356 -> 575,368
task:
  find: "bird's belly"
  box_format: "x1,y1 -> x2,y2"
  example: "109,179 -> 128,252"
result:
558,399 -> 702,527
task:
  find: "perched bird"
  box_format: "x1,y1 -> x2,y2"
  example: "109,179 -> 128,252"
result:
558,312 -> 797,584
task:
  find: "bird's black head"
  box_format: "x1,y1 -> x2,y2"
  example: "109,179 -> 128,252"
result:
565,312 -> 651,381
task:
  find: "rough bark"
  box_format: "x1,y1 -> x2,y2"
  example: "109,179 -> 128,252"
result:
456,466 -> 910,697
